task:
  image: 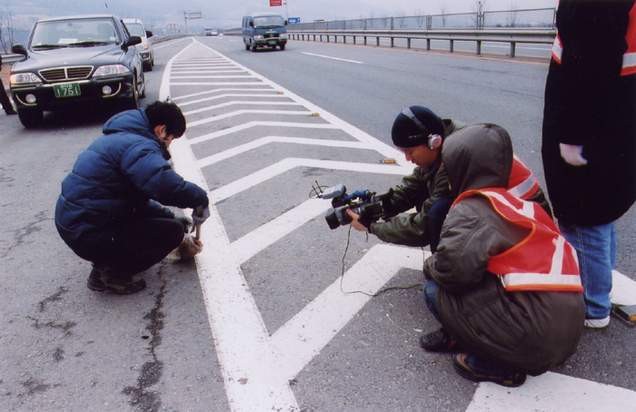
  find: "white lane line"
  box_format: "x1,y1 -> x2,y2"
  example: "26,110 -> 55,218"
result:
188,110 -> 312,128
301,52 -> 364,64
197,137 -> 374,168
179,93 -> 287,107
172,75 -> 253,79
467,371 -> 636,412
172,65 -> 236,69
165,43 -> 299,412
189,122 -> 340,145
184,101 -> 306,116
210,158 -> 411,203
269,245 -> 426,380
172,88 -> 278,102
171,82 -> 264,86
171,70 -> 246,74
230,199 -> 332,264
611,270 -> 636,306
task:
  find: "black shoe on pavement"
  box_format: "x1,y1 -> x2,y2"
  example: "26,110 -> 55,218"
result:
453,353 -> 527,388
87,266 -> 107,291
87,265 -> 146,295
419,328 -> 459,352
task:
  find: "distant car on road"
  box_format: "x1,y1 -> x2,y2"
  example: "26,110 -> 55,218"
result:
204,28 -> 219,36
9,14 -> 145,128
242,14 -> 288,51
123,18 -> 155,71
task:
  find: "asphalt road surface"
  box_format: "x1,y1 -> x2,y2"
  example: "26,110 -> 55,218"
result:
0,36 -> 634,412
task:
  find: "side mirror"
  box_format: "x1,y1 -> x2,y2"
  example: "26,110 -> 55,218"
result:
122,36 -> 142,49
145,30 -> 153,38
249,21 -> 254,28
12,44 -> 27,56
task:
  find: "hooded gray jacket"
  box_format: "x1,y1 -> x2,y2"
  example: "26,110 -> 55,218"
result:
423,124 -> 584,375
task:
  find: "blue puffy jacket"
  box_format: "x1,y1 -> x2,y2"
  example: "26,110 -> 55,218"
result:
55,109 -> 208,243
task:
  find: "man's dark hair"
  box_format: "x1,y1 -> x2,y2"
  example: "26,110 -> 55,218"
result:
145,101 -> 186,137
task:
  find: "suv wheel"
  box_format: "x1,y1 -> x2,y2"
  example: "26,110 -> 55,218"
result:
17,108 -> 44,129
279,43 -> 286,51
125,75 -> 139,109
250,41 -> 257,52
139,72 -> 146,98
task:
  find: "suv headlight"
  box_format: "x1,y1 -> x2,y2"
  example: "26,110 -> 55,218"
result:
10,72 -> 41,85
93,64 -> 130,77
279,33 -> 288,39
254,35 -> 264,40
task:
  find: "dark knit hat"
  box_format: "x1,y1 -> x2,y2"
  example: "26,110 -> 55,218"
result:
391,106 -> 445,148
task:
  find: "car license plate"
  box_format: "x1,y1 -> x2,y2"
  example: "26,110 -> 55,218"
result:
53,83 -> 81,98
268,40 -> 277,45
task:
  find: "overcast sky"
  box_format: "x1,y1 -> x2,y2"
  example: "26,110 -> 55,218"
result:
4,0 -> 557,30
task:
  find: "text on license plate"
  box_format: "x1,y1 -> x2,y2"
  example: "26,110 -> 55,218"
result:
53,83 -> 81,98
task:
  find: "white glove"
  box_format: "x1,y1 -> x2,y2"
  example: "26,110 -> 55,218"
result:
559,143 -> 588,166
192,206 -> 210,227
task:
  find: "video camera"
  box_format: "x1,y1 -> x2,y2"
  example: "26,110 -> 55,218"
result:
317,184 -> 392,230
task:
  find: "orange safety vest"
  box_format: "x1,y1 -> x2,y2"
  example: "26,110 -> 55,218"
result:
507,156 -> 540,200
551,2 -> 636,77
454,188 -> 583,293
623,2 -> 636,76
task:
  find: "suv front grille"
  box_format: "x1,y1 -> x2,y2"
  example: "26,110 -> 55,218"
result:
39,66 -> 93,82
264,33 -> 279,39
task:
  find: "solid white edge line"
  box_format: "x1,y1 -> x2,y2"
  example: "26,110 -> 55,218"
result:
163,40 -> 300,412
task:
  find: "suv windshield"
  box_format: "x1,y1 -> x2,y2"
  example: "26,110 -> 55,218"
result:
253,16 -> 284,28
30,18 -> 119,49
125,23 -> 146,37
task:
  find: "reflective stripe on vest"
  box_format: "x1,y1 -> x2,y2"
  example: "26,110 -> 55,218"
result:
622,2 -> 636,76
454,188 -> 582,293
507,156 -> 540,200
552,33 -> 563,64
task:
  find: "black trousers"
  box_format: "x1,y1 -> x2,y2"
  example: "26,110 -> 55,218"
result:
62,218 -> 185,276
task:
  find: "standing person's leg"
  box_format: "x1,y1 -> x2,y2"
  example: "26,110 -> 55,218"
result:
559,222 -> 614,327
0,79 -> 16,115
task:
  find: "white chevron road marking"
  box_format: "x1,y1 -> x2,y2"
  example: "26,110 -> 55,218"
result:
183,101 -> 306,116
187,110 -> 312,128
197,137 -> 373,168
189,122 -> 340,145
210,158 -> 411,203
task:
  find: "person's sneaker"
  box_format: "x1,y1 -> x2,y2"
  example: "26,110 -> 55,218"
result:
584,316 -> 610,329
453,353 -> 526,388
419,328 -> 459,352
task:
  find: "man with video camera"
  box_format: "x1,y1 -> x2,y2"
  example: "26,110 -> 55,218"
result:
348,106 -> 550,252
55,101 -> 210,295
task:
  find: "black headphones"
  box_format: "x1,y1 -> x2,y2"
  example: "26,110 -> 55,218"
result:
401,107 -> 442,150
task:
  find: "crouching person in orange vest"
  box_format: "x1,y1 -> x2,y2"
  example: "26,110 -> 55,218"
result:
421,123 -> 585,387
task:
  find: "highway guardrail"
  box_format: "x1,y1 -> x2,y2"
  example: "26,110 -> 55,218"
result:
286,28 -> 556,57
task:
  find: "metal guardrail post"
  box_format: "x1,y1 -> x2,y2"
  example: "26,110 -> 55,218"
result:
376,36 -> 380,47
391,36 -> 394,48
344,35 -> 347,44
450,39 -> 454,53
477,40 -> 482,55
353,36 -> 357,45
427,38 -> 431,50
364,36 -> 367,45
407,38 -> 411,49
510,41 -> 516,58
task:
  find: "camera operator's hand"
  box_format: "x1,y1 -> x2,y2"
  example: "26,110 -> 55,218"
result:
191,205 -> 210,228
347,209 -> 368,232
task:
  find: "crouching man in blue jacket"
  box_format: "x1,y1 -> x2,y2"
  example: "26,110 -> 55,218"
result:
55,101 -> 210,294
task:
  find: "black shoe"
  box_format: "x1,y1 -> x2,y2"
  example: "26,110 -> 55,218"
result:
419,328 -> 459,352
87,265 -> 107,291
453,353 -> 527,388
87,266 -> 146,295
